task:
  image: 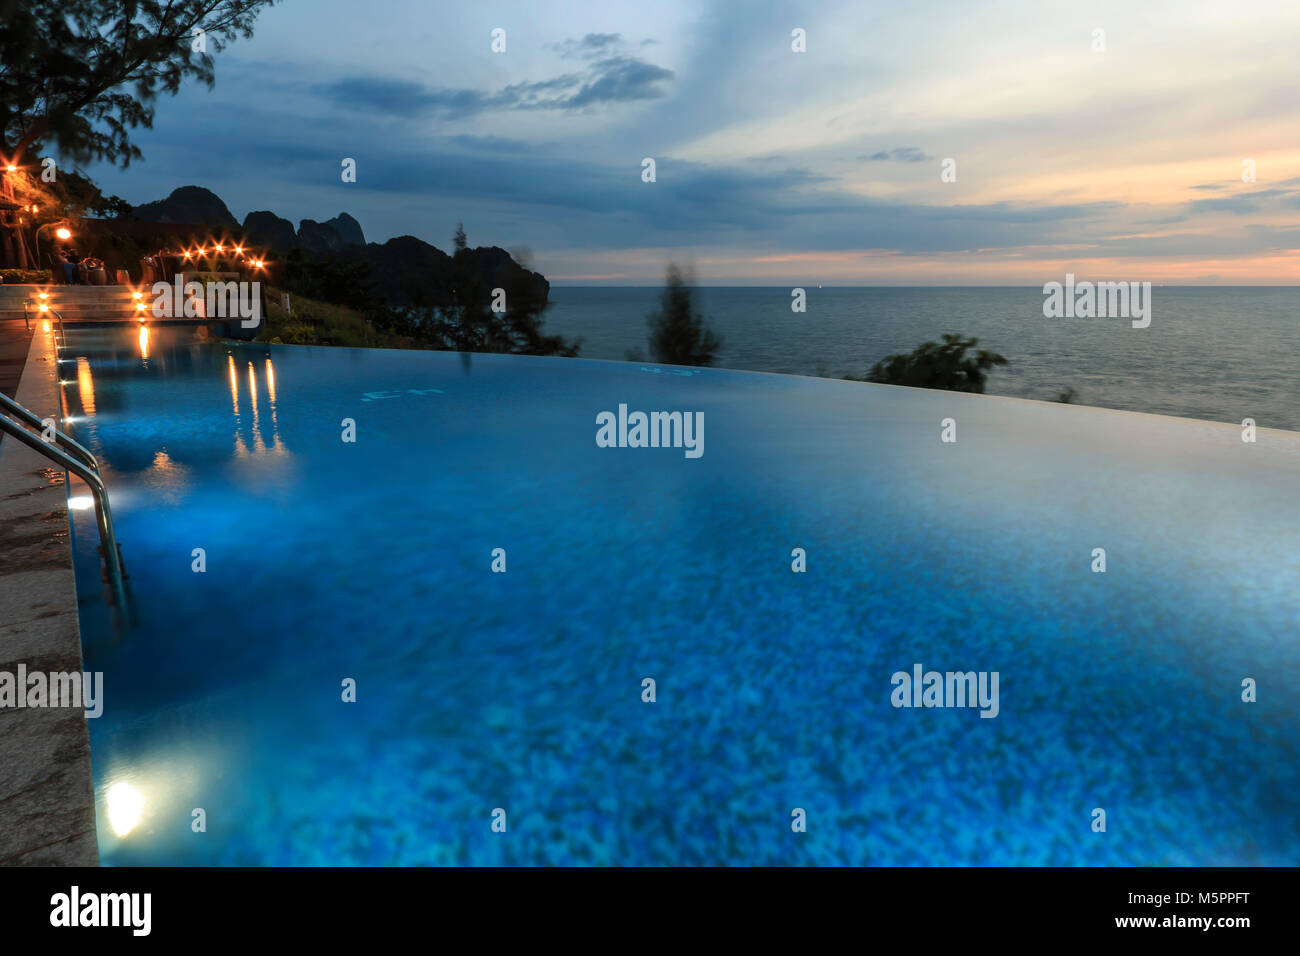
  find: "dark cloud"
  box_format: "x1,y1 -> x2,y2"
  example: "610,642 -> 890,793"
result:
315,77 -> 488,118
316,54 -> 674,118
1186,187 -> 1295,215
563,57 -> 676,109
446,134 -> 537,153
551,33 -> 624,59
862,147 -> 934,163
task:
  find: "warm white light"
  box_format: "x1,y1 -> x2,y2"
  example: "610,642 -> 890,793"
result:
55,227 -> 71,240
67,495 -> 94,510
42,321 -> 51,333
106,781 -> 144,836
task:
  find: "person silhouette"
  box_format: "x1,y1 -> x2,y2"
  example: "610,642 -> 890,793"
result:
57,247 -> 76,285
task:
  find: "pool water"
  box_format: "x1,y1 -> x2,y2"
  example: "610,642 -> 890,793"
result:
62,326 -> 1300,865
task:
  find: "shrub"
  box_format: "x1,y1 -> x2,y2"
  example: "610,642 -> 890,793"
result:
855,334 -> 1007,393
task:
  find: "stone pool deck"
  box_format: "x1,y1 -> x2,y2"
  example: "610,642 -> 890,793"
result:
0,317 -> 34,399
0,326 -> 99,865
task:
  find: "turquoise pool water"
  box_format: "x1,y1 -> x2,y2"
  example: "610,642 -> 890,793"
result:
62,326 -> 1300,865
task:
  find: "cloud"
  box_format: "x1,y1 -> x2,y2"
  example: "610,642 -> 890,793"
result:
316,38 -> 674,118
562,57 -> 675,109
446,134 -> 537,153
1186,187 -> 1295,215
314,77 -> 489,118
862,147 -> 934,163
550,33 -> 625,59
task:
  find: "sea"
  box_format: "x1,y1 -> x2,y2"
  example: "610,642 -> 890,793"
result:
543,287 -> 1298,431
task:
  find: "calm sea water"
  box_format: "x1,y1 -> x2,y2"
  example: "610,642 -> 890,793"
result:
544,287 -> 1300,431
63,326 -> 1300,865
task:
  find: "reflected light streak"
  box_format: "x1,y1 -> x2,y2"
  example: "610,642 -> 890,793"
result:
248,361 -> 265,453
227,354 -> 239,416
76,357 -> 96,417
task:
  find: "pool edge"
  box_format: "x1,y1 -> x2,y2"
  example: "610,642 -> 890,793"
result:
0,327 -> 99,866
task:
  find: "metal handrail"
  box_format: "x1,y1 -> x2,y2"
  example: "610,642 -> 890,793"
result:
49,305 -> 67,349
0,342 -> 127,606
0,390 -> 100,473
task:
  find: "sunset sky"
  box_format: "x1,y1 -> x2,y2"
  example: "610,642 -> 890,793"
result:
86,0 -> 1300,284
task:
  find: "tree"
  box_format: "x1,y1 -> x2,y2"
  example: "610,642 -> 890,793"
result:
376,226 -> 580,357
0,0 -> 276,168
645,263 -> 722,367
855,334 -> 1007,393
0,1 -> 273,267
278,249 -> 378,312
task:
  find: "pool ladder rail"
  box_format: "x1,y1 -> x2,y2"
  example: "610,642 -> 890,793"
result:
0,352 -> 128,607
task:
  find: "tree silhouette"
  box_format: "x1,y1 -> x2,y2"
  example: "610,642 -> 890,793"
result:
1,1 -> 275,167
856,334 -> 1007,393
378,225 -> 580,357
645,263 -> 722,367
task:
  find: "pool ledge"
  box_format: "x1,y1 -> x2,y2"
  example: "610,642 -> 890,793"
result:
0,328 -> 99,866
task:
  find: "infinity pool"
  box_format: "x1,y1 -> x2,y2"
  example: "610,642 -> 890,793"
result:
62,326 -> 1300,865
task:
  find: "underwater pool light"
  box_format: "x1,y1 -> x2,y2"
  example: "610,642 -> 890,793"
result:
106,781 -> 144,837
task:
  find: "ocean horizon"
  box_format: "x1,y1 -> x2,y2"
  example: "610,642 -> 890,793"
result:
544,286 -> 1299,431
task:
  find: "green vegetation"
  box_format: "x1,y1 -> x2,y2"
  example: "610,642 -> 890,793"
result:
253,226 -> 580,355
368,224 -> 580,356
644,263 -> 722,367
852,334 -> 1008,393
275,249 -> 377,312
259,286 -> 402,349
